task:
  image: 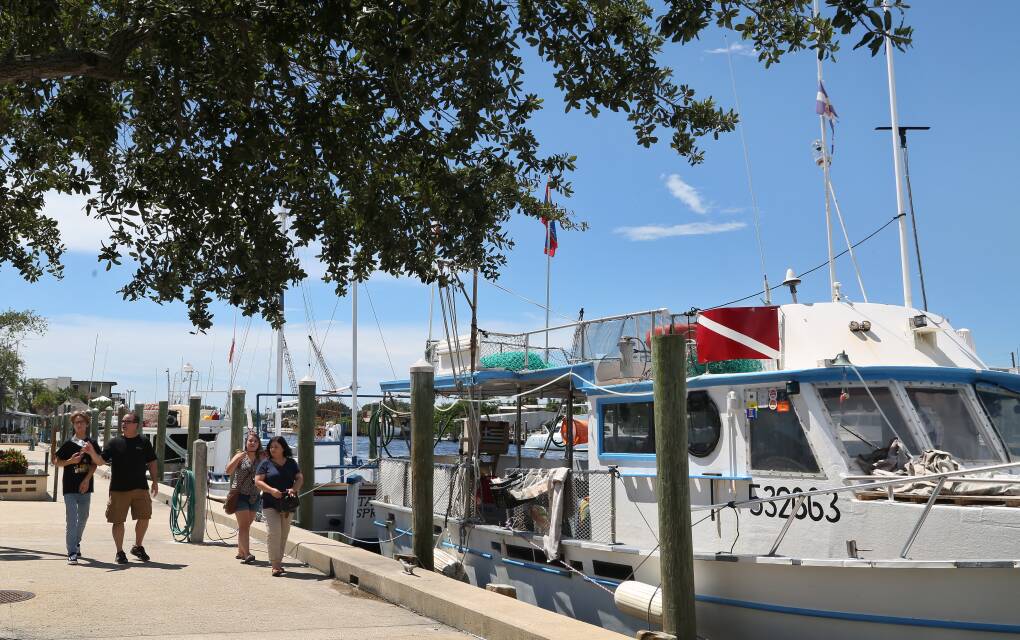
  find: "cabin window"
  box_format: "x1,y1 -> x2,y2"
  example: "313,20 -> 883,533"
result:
906,387 -> 1000,464
819,387 -> 921,463
688,391 -> 722,457
976,384 -> 1020,459
749,401 -> 820,473
592,560 -> 635,581
602,401 -> 655,454
601,393 -> 721,456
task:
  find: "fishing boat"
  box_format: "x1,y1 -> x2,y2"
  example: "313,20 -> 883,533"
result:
368,12 -> 1020,639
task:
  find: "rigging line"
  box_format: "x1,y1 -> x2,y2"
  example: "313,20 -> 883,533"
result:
229,316 -> 253,385
362,282 -> 396,379
320,291 -> 341,349
724,33 -> 771,304
243,326 -> 265,392
702,213 -> 902,311
828,181 -> 869,302
483,279 -> 574,323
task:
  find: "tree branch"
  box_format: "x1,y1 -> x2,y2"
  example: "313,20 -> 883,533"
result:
0,50 -> 124,83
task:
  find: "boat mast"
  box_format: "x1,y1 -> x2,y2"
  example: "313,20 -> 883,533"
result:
276,211 -> 286,433
882,0 -> 914,308
351,282 -> 359,461
814,0 -> 837,301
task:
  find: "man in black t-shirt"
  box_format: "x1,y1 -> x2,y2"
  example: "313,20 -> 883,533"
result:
54,411 -> 99,565
82,411 -> 158,564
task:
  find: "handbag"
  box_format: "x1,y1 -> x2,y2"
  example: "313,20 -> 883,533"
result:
278,492 -> 300,513
224,488 -> 240,515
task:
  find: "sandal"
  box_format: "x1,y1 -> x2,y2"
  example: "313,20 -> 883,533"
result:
271,568 -> 284,577
242,554 -> 255,564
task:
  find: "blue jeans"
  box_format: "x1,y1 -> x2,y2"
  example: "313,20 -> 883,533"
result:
64,493 -> 91,555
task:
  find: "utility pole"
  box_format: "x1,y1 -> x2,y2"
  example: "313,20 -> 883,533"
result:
652,333 -> 696,639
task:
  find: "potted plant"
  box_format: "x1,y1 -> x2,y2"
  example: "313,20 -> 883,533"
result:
0,448 -> 29,475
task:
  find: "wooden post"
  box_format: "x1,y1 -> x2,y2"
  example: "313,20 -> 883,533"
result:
88,408 -> 98,441
134,402 -> 145,432
515,391 -> 523,468
187,395 -> 201,470
103,408 -> 112,446
51,414 -> 60,502
565,381 -> 575,469
230,388 -> 246,454
191,439 -> 207,543
117,405 -> 126,437
652,333 -> 695,639
297,377 -> 316,529
156,401 -> 168,482
410,360 -> 435,571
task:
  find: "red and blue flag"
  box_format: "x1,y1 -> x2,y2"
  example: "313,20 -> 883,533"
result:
541,183 -> 558,257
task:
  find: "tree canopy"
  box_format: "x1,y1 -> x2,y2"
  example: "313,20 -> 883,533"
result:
0,309 -> 47,415
0,1 -> 910,329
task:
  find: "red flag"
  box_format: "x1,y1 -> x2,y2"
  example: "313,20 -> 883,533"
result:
228,338 -> 235,364
541,183 -> 558,257
695,306 -> 780,363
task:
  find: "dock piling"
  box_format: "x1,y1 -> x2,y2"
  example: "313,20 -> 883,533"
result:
117,405 -> 126,437
191,439 -> 207,543
230,388 -> 245,454
651,333 -> 696,639
187,395 -> 201,469
104,408 -> 112,446
89,408 -> 99,442
156,400 -> 168,481
410,360 -> 435,571
298,377 -> 316,529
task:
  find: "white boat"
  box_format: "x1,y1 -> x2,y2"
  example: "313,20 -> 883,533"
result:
373,302 -> 1020,638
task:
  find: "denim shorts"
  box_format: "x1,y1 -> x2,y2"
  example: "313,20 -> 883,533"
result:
235,494 -> 261,512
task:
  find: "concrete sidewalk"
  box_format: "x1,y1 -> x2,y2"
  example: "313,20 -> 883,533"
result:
0,445 -> 471,640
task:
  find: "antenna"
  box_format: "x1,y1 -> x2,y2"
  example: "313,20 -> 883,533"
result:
876,125 -> 931,310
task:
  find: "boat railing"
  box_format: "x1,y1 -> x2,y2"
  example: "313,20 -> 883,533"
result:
375,458 -> 618,544
693,460 -> 1020,559
481,307 -> 670,369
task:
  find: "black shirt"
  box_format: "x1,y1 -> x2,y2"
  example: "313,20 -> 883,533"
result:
256,458 -> 300,511
56,437 -> 100,495
102,436 -> 157,492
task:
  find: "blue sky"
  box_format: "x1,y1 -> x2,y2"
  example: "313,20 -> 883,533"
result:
4,5 -> 1019,408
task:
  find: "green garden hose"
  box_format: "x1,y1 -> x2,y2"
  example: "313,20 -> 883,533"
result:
170,469 -> 195,542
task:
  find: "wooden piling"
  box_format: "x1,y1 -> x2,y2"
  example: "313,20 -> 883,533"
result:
187,395 -> 201,470
191,439 -> 207,543
89,408 -> 99,442
117,405 -> 126,437
230,388 -> 246,454
298,377 -> 316,529
134,403 -> 145,432
410,360 -> 435,571
156,400 -> 168,482
50,414 -> 60,502
651,333 -> 696,639
103,408 -> 112,446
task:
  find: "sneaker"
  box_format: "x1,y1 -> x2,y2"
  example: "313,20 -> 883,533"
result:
67,553 -> 78,565
130,545 -> 150,562
115,550 -> 128,564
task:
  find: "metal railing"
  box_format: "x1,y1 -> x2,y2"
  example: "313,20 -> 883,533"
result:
693,460 -> 1020,559
375,460 -> 617,543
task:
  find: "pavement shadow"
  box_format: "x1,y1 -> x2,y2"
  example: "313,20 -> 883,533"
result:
0,545 -> 64,561
76,558 -> 188,571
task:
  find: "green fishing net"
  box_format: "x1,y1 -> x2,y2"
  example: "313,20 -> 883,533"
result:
479,351 -> 550,371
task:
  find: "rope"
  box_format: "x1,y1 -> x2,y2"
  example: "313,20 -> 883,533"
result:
170,470 -> 196,542
363,282 -> 397,379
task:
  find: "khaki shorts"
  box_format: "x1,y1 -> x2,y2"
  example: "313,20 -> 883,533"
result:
106,489 -> 152,523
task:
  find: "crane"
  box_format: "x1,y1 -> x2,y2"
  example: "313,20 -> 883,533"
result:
280,334 -> 298,394
308,335 -> 341,393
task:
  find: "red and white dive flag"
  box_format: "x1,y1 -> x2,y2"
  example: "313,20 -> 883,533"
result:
695,306 -> 780,364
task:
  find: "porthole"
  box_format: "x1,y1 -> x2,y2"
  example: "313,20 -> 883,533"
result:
688,391 -> 721,457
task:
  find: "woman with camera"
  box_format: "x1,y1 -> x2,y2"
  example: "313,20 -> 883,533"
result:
254,436 -> 303,577
225,430 -> 265,564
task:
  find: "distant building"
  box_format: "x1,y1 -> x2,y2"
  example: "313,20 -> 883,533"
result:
39,377 -> 118,399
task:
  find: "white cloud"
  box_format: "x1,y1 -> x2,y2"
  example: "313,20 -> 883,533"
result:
613,222 -> 747,242
663,174 -> 709,214
706,42 -> 756,57
43,191 -> 109,253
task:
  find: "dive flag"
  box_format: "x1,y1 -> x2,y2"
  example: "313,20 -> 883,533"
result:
541,183 -> 558,257
228,338 -> 235,364
695,306 -> 780,363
